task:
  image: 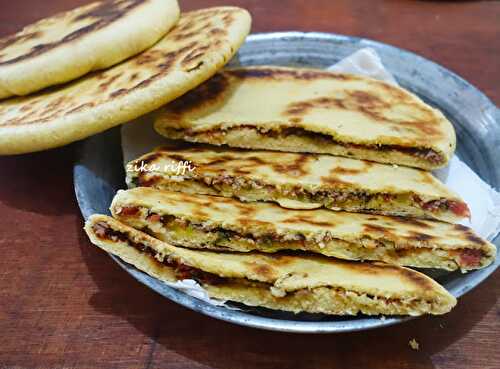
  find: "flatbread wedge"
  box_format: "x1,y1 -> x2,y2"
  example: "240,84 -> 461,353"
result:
126,146 -> 470,222
85,214 -> 457,315
0,7 -> 251,154
0,0 -> 180,99
154,66 -> 456,170
110,188 -> 496,271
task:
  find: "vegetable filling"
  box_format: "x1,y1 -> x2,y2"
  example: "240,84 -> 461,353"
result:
113,208 -> 485,269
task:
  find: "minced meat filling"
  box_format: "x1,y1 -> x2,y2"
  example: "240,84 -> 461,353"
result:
181,126 -> 445,165
149,213 -> 310,246
132,170 -> 463,217
93,221 -> 151,255
91,223 -> 452,306
183,176 -> 460,215
123,212 -> 484,268
268,127 -> 444,165
92,222 -> 224,285
92,222 -> 408,304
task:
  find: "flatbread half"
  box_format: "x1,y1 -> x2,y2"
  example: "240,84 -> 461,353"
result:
126,146 -> 470,222
85,214 -> 456,315
0,7 -> 251,154
0,0 -> 180,99
110,187 -> 496,271
153,66 -> 456,170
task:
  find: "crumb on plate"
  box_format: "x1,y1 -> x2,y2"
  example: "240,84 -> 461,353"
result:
409,338 -> 420,350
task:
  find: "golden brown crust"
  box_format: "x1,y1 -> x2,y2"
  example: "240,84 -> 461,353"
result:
0,7 -> 251,154
0,0 -> 182,100
1,8 -> 247,127
110,188 -> 496,271
0,0 -> 144,65
126,146 -> 469,222
84,214 -> 457,315
154,66 -> 456,169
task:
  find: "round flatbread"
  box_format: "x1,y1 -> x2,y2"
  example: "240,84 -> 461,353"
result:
0,7 -> 251,155
0,0 -> 180,99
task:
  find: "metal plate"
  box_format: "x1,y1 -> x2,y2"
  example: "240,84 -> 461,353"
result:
74,32 -> 500,333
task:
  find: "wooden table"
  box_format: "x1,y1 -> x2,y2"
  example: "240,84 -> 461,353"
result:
0,1 -> 498,368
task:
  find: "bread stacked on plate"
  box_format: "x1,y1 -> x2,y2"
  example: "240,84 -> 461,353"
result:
7,1 -> 490,317
86,66 -> 496,316
0,0 -> 251,154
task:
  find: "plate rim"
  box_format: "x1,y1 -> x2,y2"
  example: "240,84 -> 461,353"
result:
250,31 -> 498,112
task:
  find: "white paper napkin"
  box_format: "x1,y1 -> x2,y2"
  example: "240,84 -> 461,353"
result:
328,48 -> 398,86
161,279 -> 226,306
120,48 -> 500,306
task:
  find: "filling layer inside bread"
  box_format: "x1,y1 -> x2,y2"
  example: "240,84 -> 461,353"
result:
112,206 -> 487,271
260,127 -> 445,165
130,172 -> 469,219
90,221 -> 452,315
92,221 -> 225,285
163,126 -> 446,166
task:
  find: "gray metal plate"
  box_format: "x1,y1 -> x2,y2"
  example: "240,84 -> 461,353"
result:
74,32 -> 500,333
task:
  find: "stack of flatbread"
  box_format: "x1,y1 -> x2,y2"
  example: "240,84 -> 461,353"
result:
2,1 -> 494,317
87,63 -> 497,316
0,0 -> 251,154
92,62 -> 499,317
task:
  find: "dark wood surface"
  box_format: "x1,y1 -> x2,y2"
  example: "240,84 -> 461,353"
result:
0,1 -> 498,368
